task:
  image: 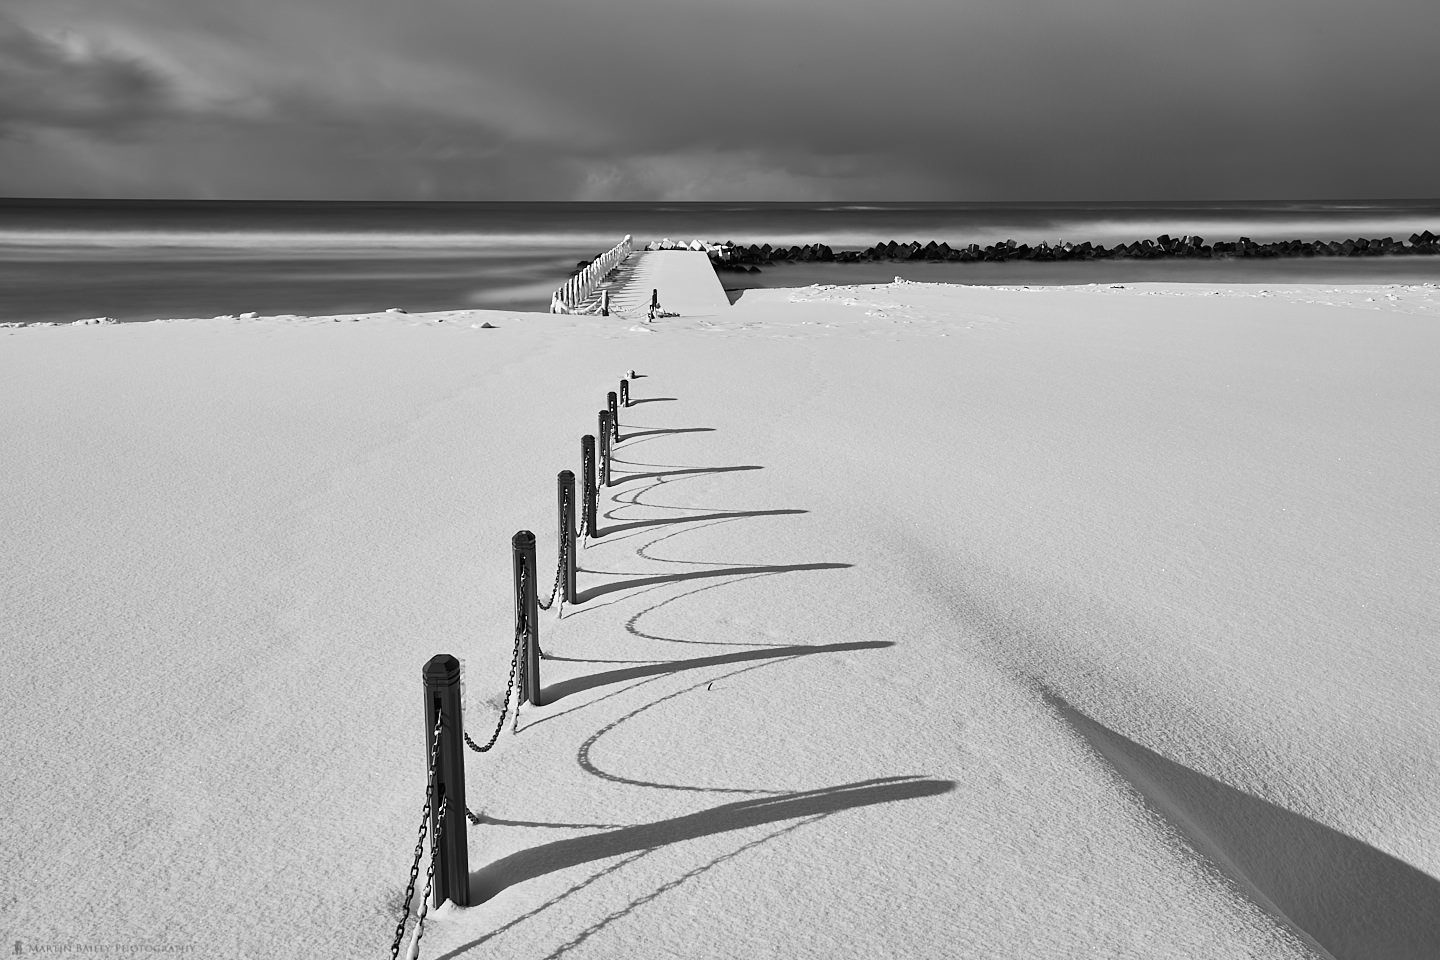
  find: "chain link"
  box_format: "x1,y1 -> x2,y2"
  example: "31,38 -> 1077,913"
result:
512,650 -> 524,734
464,622 -> 523,753
536,532 -> 563,612
390,799 -> 429,958
464,560 -> 539,753
448,485 -> 583,760
390,712 -> 443,960
401,794 -> 447,960
519,560 -> 549,660
515,561 -> 529,723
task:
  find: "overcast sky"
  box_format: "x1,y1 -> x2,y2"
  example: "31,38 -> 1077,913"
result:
2,0 -> 1437,201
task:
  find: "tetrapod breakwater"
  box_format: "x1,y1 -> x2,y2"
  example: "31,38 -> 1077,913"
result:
702,231 -> 1440,273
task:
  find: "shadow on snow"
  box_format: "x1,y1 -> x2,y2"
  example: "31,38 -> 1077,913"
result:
573,561 -> 851,604
618,426 -> 715,441
543,639 -> 891,702
467,776 -> 955,904
609,464 -> 762,485
596,507 -> 806,538
1047,690 -> 1440,960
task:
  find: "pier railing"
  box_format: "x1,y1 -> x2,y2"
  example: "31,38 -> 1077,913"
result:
549,236 -> 633,314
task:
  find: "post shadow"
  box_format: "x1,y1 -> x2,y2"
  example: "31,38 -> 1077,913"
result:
544,639 -> 891,702
607,456 -> 688,469
574,561 -> 852,604
1046,690 -> 1440,960
469,775 -> 956,902
602,508 -> 806,538
611,464 -> 763,485
618,427 -> 716,441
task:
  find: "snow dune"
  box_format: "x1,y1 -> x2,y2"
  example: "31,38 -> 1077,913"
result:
3,282 -> 1438,959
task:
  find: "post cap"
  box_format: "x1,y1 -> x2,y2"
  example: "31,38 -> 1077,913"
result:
423,654 -> 461,684
512,529 -> 536,547
558,469 -> 574,481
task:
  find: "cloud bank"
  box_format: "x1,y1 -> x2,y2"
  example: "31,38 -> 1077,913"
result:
2,0 -> 1438,199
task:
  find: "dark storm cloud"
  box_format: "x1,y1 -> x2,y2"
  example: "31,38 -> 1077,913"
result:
3,0 -> 1438,198
444,0 -> 1440,198
0,14 -> 177,137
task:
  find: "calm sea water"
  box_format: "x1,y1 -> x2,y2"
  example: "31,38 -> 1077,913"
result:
3,199 -> 1438,323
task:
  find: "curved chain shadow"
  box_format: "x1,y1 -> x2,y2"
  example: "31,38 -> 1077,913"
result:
519,670 -> 677,733
622,572 -> 797,648
452,392 -> 930,956
562,530 -> 759,621
567,517 -> 817,619
596,477 -> 761,549
576,657 -> 802,795
538,815 -> 828,960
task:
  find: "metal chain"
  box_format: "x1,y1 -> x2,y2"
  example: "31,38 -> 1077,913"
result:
402,794 -> 447,960
512,650 -> 524,734
390,712 -> 443,960
463,623 -> 523,753
536,533 -> 563,612
460,520 -> 567,755
519,562 -> 549,659
514,561 -> 528,727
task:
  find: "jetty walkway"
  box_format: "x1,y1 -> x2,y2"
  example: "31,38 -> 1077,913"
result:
553,248 -> 731,319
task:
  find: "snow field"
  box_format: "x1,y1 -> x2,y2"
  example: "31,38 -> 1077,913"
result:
3,283 -> 1438,959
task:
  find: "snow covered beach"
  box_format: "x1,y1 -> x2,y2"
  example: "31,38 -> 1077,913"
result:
3,280 -> 1439,959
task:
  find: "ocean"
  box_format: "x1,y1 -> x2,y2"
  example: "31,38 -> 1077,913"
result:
3,199 -> 1438,324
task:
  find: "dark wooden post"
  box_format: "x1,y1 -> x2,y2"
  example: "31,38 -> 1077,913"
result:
601,290 -> 610,317
558,470 -> 576,603
607,391 -> 619,441
512,531 -> 542,706
422,654 -> 470,907
581,435 -> 598,538
619,378 -> 629,407
598,410 -> 612,487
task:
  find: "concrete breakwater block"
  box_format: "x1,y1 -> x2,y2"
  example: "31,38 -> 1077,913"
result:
700,232 -> 1440,270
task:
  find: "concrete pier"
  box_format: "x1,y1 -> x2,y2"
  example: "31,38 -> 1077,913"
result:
589,250 -> 730,319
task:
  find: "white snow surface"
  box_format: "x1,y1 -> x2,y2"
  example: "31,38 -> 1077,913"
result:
3,283 -> 1439,959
